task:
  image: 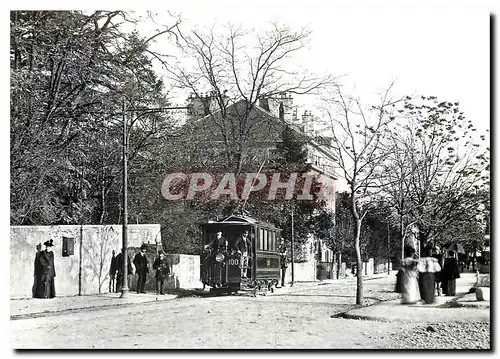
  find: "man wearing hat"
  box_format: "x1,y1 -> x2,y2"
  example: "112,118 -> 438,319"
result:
208,231 -> 228,252
133,244 -> 150,294
153,251 -> 170,295
34,239 -> 56,298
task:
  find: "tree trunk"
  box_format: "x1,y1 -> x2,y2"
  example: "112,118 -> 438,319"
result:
351,192 -> 363,305
354,217 -> 363,305
400,210 -> 404,261
337,252 -> 341,279
99,180 -> 106,224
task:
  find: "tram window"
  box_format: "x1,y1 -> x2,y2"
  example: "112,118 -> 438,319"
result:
259,228 -> 264,250
263,230 -> 268,250
270,232 -> 275,251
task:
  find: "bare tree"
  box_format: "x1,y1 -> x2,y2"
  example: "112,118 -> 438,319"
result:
166,23 -> 334,173
322,83 -> 400,305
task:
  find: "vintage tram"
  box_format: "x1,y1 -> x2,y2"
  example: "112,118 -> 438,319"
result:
200,214 -> 282,294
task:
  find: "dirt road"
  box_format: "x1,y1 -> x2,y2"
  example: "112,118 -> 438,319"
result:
10,276 -> 487,349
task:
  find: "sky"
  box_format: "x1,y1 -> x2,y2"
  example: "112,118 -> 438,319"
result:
134,0 -> 493,140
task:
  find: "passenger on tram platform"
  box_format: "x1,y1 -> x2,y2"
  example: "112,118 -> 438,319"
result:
233,230 -> 251,278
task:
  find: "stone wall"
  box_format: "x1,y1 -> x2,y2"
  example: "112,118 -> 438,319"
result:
167,254 -> 203,289
374,262 -> 393,274
363,258 -> 375,276
284,260 -> 317,283
10,224 -> 161,298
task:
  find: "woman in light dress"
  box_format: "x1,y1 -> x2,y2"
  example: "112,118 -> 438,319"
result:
418,245 -> 442,304
399,246 -> 420,304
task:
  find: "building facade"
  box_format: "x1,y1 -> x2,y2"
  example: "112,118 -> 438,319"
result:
183,92 -> 337,268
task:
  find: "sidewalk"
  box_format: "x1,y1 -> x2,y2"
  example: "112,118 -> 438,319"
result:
336,272 -> 490,323
274,271 -> 394,295
10,292 -> 176,320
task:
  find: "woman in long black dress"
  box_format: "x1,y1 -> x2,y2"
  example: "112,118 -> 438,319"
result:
442,250 -> 460,296
34,239 -> 56,298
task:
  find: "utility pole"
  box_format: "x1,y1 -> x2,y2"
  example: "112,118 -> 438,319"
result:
387,221 -> 391,275
78,163 -> 84,296
291,205 -> 295,287
120,98 -> 130,298
119,100 -> 189,299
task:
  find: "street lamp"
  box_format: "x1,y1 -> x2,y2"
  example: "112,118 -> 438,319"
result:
119,99 -> 188,298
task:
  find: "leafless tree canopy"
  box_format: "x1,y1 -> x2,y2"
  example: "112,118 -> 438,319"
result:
166,23 -> 335,172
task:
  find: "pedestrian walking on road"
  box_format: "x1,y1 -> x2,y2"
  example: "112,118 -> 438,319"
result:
399,246 -> 419,304
115,248 -> 133,292
133,244 -> 150,294
109,250 -> 118,293
153,252 -> 170,295
34,239 -> 56,299
441,250 -> 460,296
432,246 -> 444,296
418,245 -> 442,304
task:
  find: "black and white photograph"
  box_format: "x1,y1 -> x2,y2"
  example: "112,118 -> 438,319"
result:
7,0 -> 492,350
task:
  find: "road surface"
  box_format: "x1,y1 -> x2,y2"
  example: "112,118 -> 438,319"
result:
9,275 -> 487,349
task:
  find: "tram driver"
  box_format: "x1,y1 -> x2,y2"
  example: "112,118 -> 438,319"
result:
206,231 -> 228,253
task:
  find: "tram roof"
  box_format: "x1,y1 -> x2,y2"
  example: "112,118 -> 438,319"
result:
201,214 -> 280,231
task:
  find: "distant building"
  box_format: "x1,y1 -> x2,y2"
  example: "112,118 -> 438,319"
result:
182,92 -> 337,266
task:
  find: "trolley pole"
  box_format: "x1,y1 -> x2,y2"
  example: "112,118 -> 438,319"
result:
120,98 -> 130,298
291,206 -> 295,287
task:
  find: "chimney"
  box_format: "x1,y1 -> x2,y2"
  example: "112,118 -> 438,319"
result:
259,97 -> 270,111
267,92 -> 294,122
302,110 -> 314,134
186,92 -> 213,121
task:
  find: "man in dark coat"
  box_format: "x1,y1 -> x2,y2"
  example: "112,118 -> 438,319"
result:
209,231 -> 228,252
34,239 -> 56,298
115,248 -> 133,292
109,250 -> 118,293
153,252 -> 170,295
133,244 -> 150,294
442,250 -> 461,296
